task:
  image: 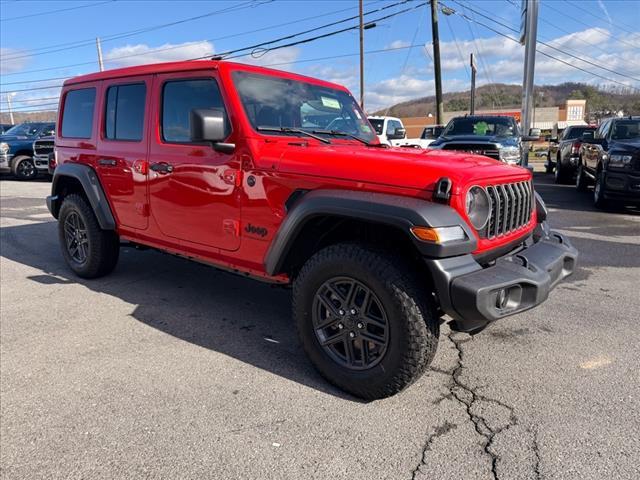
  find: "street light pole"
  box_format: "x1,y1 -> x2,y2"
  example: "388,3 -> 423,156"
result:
96,37 -> 104,72
7,94 -> 15,125
470,53 -> 476,115
430,0 -> 444,125
359,0 -> 365,110
521,0 -> 539,168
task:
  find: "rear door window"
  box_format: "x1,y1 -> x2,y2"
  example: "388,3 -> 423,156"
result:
61,88 -> 96,138
104,83 -> 146,141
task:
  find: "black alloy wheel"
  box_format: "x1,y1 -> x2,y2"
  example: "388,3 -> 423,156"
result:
312,276 -> 389,370
63,211 -> 89,264
13,156 -> 37,180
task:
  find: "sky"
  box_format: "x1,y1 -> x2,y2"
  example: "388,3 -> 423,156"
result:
1,0 -> 639,115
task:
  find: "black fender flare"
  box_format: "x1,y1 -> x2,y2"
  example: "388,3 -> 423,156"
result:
46,163 -> 116,230
264,189 -> 477,275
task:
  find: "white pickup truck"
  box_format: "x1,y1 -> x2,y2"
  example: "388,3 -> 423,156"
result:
367,116 -> 442,148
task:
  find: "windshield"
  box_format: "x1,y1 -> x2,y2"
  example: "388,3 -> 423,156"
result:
421,126 -> 444,139
233,71 -> 376,143
565,126 -> 595,140
442,117 -> 516,137
611,120 -> 640,140
368,119 -> 384,135
3,123 -> 41,136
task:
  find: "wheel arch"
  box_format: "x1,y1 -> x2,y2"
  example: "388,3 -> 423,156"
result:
47,163 -> 116,230
264,189 -> 477,278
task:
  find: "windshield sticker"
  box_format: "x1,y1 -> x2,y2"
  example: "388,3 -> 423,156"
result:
473,121 -> 489,135
321,96 -> 340,110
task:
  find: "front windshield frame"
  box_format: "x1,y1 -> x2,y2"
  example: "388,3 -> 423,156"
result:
232,70 -> 376,144
4,123 -> 41,136
442,117 -> 517,138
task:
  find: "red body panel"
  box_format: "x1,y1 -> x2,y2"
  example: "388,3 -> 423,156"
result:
56,61 -> 536,283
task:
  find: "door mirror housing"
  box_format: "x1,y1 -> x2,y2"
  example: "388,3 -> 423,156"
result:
388,127 -> 406,140
190,108 -> 235,153
522,128 -> 541,142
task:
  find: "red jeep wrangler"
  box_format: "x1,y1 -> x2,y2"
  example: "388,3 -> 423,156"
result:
47,61 -> 577,399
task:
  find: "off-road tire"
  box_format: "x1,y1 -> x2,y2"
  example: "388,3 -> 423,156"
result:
293,243 -> 439,400
12,155 -> 37,181
58,194 -> 120,278
575,164 -> 589,192
555,155 -> 570,184
593,169 -> 609,209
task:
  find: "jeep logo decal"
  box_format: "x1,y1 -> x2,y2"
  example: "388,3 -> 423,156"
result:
244,223 -> 268,238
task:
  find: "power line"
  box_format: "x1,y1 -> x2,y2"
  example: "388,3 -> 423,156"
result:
0,0 -> 390,78
0,1 -> 419,95
0,96 -> 59,104
1,102 -> 59,112
1,0 -> 115,22
440,1 -> 639,91
448,0 -> 640,83
0,1 -> 268,61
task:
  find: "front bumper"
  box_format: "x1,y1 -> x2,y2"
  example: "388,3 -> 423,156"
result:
426,223 -> 578,332
603,171 -> 640,203
33,154 -> 50,171
0,153 -> 13,173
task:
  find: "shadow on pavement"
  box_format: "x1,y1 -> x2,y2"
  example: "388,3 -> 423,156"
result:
1,219 -> 362,402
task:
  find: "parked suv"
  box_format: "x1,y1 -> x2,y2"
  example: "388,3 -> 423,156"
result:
47,61 -> 577,399
546,125 -> 596,183
576,116 -> 640,208
0,122 -> 55,179
429,115 -> 540,165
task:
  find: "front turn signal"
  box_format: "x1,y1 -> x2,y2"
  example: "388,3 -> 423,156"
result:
411,226 -> 466,244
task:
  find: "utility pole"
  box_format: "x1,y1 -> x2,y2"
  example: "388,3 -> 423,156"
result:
6,94 -> 15,125
96,37 -> 104,72
430,0 -> 444,125
359,0 -> 365,110
470,53 -> 476,115
520,0 -> 539,168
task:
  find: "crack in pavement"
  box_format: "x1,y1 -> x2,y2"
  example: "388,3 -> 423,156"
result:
410,421 -> 458,480
412,330 -> 538,480
531,427 -> 542,480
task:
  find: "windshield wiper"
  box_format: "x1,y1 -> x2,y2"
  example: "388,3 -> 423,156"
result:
256,126 -> 331,144
310,129 -> 387,147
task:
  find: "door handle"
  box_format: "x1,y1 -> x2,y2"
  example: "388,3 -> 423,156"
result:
150,162 -> 173,174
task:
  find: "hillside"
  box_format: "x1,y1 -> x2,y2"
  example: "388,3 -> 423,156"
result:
0,111 -> 57,125
375,82 -> 640,118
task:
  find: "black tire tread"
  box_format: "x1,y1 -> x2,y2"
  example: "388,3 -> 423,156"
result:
293,243 -> 439,400
58,193 -> 119,278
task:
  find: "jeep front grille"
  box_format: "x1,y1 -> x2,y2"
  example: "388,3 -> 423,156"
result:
484,181 -> 533,238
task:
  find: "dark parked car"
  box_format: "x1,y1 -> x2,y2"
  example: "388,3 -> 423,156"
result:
429,115 -> 540,165
546,125 -> 597,183
0,122 -> 55,180
576,116 -> 640,208
33,136 -> 55,175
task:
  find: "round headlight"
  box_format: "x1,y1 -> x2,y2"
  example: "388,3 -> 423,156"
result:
0,142 -> 9,155
465,186 -> 491,230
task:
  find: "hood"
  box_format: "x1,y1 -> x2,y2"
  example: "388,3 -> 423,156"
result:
431,135 -> 519,147
611,138 -> 640,152
276,142 -> 531,195
0,135 -> 35,142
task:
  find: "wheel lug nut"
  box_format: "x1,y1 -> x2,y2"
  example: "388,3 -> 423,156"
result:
350,308 -> 357,315
349,331 -> 356,338
357,322 -> 364,329
338,309 -> 345,316
337,323 -> 344,330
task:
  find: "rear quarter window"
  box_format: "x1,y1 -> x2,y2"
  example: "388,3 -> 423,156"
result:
61,88 -> 96,139
104,83 -> 146,141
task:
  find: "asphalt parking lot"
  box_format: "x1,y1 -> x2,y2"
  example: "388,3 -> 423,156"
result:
1,173 -> 639,480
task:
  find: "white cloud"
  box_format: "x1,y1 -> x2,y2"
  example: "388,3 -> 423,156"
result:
0,47 -> 29,74
104,41 -> 214,68
386,40 -> 411,49
238,46 -> 301,71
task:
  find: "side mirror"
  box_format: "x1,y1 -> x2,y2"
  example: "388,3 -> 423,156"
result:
388,127 -> 406,140
190,108 -> 235,153
522,128 -> 541,142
